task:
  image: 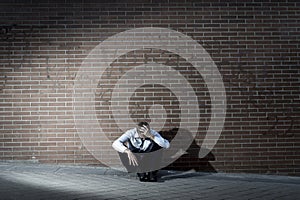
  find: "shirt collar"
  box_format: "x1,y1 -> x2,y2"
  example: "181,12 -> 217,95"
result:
133,128 -> 140,138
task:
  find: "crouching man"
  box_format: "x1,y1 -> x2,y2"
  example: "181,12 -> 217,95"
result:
112,121 -> 170,182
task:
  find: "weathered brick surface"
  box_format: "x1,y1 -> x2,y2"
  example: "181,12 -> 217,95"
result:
0,0 -> 299,176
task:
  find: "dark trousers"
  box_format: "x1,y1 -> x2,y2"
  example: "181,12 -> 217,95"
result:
118,139 -> 162,173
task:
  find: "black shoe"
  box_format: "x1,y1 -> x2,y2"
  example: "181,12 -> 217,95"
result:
137,173 -> 148,182
148,171 -> 158,182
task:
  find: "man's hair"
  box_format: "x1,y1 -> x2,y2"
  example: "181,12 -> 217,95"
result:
137,121 -> 149,127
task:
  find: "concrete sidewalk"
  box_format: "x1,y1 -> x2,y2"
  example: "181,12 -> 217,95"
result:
0,162 -> 299,200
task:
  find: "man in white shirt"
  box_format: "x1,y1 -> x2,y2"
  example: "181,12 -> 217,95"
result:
112,121 -> 170,182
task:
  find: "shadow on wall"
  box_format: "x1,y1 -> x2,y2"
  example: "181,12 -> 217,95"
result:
160,128 -> 217,173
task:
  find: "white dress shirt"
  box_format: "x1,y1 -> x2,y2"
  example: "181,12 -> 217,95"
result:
112,128 -> 170,153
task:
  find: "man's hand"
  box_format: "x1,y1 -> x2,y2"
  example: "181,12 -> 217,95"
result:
124,149 -> 138,166
140,125 -> 155,140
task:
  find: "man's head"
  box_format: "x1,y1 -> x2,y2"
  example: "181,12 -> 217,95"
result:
137,121 -> 149,128
136,121 -> 150,135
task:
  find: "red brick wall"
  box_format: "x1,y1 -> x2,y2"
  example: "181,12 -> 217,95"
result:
0,0 -> 299,176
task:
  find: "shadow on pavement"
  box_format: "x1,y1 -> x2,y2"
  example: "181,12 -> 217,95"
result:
158,170 -> 211,182
0,176 -> 104,200
156,128 -> 217,182
160,128 -> 217,172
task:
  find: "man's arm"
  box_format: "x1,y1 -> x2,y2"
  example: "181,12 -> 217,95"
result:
140,125 -> 170,149
112,131 -> 132,153
112,130 -> 139,166
151,130 -> 170,149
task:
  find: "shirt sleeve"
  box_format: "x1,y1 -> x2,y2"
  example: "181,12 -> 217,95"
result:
151,130 -> 170,149
112,130 -> 133,153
